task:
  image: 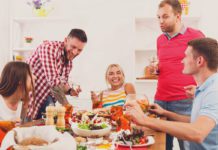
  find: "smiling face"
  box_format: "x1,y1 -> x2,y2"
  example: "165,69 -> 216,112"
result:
182,46 -> 199,75
64,37 -> 86,61
106,65 -> 125,89
157,4 -> 181,33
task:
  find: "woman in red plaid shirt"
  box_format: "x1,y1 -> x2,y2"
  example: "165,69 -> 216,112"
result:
26,29 -> 87,120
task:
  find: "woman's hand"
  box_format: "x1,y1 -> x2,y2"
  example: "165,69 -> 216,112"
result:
91,91 -> 99,103
124,101 -> 146,126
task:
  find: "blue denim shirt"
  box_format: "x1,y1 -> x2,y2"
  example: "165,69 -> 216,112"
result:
190,73 -> 218,150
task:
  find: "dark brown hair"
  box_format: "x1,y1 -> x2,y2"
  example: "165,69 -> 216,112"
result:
68,29 -> 87,43
159,0 -> 182,15
0,61 -> 35,99
188,37 -> 218,71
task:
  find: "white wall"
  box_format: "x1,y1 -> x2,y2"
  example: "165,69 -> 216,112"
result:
0,0 -> 10,71
0,0 -> 218,101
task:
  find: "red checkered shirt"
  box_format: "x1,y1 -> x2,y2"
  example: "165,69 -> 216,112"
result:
26,41 -> 73,119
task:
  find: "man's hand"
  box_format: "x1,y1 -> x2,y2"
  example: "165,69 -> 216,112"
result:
51,85 -> 68,105
184,85 -> 196,99
149,103 -> 166,116
124,100 -> 146,126
70,86 -> 82,97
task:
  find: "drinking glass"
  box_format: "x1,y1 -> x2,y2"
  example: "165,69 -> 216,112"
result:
68,77 -> 81,97
149,56 -> 159,75
125,94 -> 149,113
91,90 -> 102,109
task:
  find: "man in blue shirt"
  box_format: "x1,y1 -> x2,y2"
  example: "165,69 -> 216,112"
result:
125,37 -> 218,150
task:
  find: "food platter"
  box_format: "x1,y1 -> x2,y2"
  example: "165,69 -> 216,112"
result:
116,136 -> 155,148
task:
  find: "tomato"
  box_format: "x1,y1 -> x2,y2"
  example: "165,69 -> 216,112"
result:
139,137 -> 146,144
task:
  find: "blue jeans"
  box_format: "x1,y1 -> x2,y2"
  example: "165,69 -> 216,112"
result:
155,99 -> 193,150
36,95 -> 55,120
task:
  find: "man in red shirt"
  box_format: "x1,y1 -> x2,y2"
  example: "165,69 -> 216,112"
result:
26,29 -> 87,120
155,0 -> 204,149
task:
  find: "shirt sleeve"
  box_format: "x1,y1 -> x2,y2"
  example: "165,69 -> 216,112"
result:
38,42 -> 61,87
199,91 -> 218,124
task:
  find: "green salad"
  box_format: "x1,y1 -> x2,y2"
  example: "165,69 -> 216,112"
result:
78,122 -> 108,130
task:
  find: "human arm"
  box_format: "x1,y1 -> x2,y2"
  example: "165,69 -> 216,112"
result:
125,101 -> 216,143
150,103 -> 190,122
124,83 -> 136,95
38,43 -> 67,90
38,43 -> 73,104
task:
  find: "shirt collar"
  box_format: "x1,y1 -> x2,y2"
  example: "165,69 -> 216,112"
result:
60,42 -> 69,65
195,73 -> 218,96
164,25 -> 187,40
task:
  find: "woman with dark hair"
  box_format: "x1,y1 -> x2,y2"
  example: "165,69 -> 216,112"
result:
0,61 -> 35,121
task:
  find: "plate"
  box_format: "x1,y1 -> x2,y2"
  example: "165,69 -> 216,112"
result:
116,136 -> 155,148
71,123 -> 111,137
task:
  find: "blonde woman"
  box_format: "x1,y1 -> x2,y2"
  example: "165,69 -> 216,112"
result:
91,64 -> 135,110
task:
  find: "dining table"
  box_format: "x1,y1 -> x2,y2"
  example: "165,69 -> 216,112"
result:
0,106 -> 167,150
146,128 -> 166,150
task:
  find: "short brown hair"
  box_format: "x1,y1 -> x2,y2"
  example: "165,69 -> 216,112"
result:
188,37 -> 218,71
159,0 -> 182,15
68,29 -> 87,43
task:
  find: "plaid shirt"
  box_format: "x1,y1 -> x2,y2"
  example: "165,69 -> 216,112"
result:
26,41 -> 73,119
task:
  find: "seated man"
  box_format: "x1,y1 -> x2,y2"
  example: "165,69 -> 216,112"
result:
125,37 -> 218,150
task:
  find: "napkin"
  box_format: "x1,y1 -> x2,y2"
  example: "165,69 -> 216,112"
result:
0,125 -> 76,150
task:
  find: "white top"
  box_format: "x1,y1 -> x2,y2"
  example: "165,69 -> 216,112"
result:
0,96 -> 22,121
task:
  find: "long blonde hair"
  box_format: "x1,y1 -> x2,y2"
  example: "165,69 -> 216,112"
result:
105,64 -> 125,87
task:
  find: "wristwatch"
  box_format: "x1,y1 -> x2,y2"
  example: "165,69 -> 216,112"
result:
67,88 -> 73,95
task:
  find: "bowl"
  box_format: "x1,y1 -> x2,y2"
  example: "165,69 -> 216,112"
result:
71,123 -> 111,137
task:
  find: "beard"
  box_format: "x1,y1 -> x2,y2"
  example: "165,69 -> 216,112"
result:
161,24 -> 175,33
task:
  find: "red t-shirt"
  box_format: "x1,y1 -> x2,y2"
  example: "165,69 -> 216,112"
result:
155,27 -> 205,101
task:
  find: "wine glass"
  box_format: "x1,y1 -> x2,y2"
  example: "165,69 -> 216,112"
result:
72,83 -> 80,91
126,94 -> 148,102
125,94 -> 149,113
92,90 -> 101,99
91,90 -> 102,109
68,77 -> 81,97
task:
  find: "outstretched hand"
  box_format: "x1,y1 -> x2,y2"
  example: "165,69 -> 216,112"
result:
149,103 -> 166,116
70,86 -> 82,97
124,100 -> 146,126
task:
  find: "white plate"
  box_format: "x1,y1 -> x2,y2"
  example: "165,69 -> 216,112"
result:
71,123 -> 111,137
116,136 -> 155,147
